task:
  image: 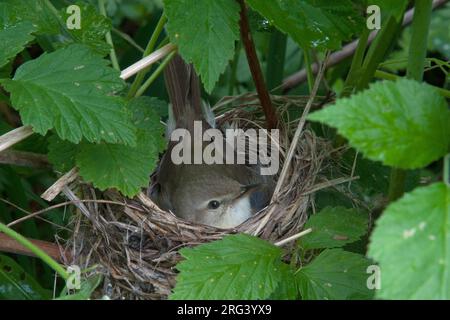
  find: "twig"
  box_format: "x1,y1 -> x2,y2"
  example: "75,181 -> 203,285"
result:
120,43 -> 176,80
302,176 -> 360,196
41,168 -> 79,201
280,0 -> 448,93
62,186 -> 93,220
0,125 -> 34,153
7,198 -> 142,227
238,0 -> 278,129
0,233 -> 66,262
112,27 -> 145,53
128,14 -> 168,98
0,197 -> 70,230
253,52 -> 330,236
135,50 -> 176,97
274,228 -> 313,247
0,150 -> 50,169
0,222 -> 69,279
138,192 -> 163,212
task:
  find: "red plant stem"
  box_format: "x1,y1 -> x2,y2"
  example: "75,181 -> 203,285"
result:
237,0 -> 278,129
0,233 -> 67,262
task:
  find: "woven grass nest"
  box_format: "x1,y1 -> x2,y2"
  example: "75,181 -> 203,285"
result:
61,94 -> 337,300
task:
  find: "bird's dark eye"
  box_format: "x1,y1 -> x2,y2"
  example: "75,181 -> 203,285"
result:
208,200 -> 221,209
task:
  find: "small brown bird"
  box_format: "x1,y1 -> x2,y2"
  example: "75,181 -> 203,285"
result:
151,54 -> 273,229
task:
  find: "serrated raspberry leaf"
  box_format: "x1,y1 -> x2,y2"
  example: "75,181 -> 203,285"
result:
1,44 -> 136,146
308,79 -> 450,169
0,21 -> 36,68
75,97 -> 166,197
164,0 -> 241,93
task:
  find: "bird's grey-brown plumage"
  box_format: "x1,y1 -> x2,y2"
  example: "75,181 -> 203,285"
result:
151,54 -> 274,228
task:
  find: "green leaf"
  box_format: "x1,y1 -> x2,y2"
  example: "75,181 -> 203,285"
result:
368,183 -> 450,299
246,0 -> 364,50
47,135 -> 77,173
1,44 -> 136,145
0,254 -> 51,300
0,0 -> 60,35
129,96 -> 167,153
0,61 -> 12,79
301,207 -> 368,250
297,249 -> 374,300
308,79 -> 450,169
164,0 -> 240,92
76,97 -> 165,197
0,21 -> 35,68
60,2 -> 112,56
269,263 -> 299,300
171,234 -> 284,300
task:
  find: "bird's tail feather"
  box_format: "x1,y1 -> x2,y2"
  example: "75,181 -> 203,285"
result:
164,54 -> 204,131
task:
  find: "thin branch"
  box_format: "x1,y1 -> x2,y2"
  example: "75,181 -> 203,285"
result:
280,0 -> 448,93
0,222 -> 69,279
135,50 -> 176,97
0,233 -> 66,262
120,43 -> 177,80
274,228 -> 313,247
0,197 -> 70,230
0,150 -> 50,169
128,14 -> 168,97
238,0 -> 278,129
41,168 -> 79,202
112,27 -> 145,53
0,125 -> 34,153
302,176 -> 360,196
6,198 -> 143,227
253,52 -> 331,236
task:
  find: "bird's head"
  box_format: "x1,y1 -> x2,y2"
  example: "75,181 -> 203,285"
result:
155,164 -> 271,229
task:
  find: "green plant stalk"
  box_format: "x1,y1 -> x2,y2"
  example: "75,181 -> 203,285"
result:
156,36 -> 170,50
336,16 -> 404,147
444,154 -> 450,187
228,41 -> 241,95
387,168 -> 407,202
266,30 -> 287,94
407,0 -> 433,81
135,51 -> 176,97
375,70 -> 450,98
112,27 -> 144,53
128,14 -> 168,98
358,16 -> 403,91
0,222 -> 69,280
341,28 -> 370,97
388,0 -> 433,202
98,0 -> 120,71
303,48 -> 314,93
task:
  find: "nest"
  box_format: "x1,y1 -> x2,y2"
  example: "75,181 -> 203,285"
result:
61,94 -> 337,300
